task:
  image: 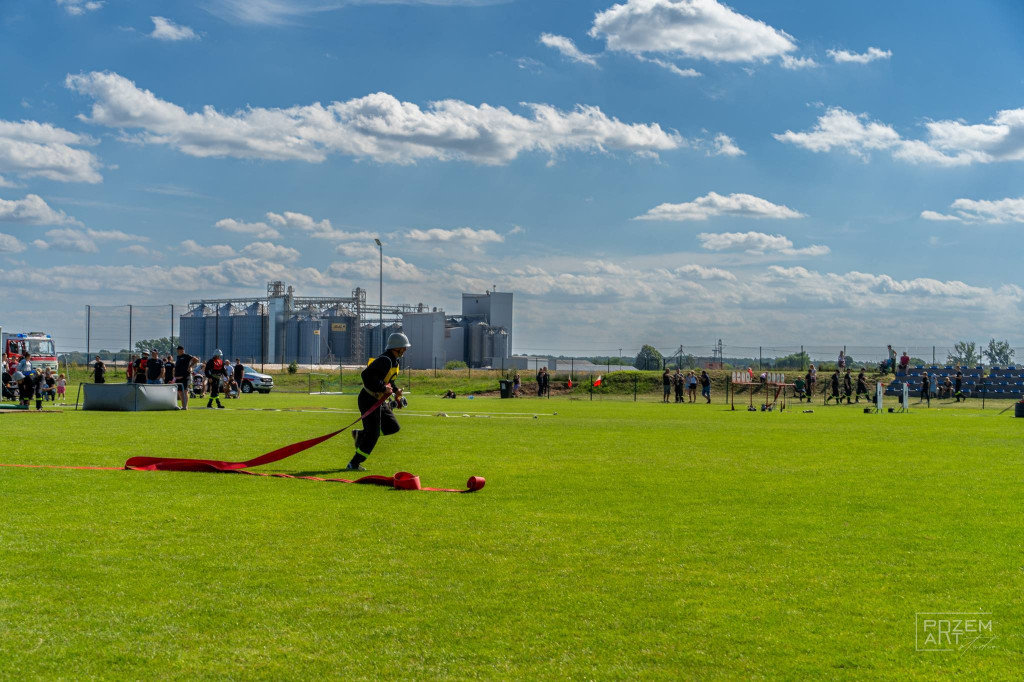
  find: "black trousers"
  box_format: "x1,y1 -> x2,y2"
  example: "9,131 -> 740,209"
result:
356,390 -> 400,456
208,377 -> 221,399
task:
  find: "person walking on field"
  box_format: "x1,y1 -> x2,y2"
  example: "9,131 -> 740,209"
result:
233,359 -> 245,397
173,346 -> 196,409
842,369 -> 853,404
825,369 -> 840,404
204,349 -> 228,409
92,355 -> 106,384
673,369 -> 683,403
954,369 -> 966,402
919,371 -> 931,407
348,333 -> 410,472
700,370 -> 711,403
855,370 -> 870,403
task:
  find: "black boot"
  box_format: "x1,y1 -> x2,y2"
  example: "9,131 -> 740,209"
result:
346,452 -> 367,471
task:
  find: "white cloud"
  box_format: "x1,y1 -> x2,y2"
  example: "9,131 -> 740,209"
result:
775,105 -> 1024,167
240,241 -> 301,263
65,71 -> 684,166
635,55 -> 702,77
590,0 -> 797,63
328,255 -> 427,282
539,33 -> 600,67
86,228 -> 148,242
118,244 -> 163,259
183,239 -> 237,259
827,47 -> 892,64
697,231 -> 829,256
56,0 -> 104,15
0,233 -> 26,253
584,259 -> 627,276
215,218 -> 281,239
0,176 -> 20,188
635,191 -> 804,221
710,133 -> 744,157
0,194 -> 80,225
335,243 -> 379,258
205,0 -> 499,26
675,263 -> 735,280
406,227 -> 504,250
922,196 -> 1024,224
266,210 -> 376,241
33,228 -> 97,253
0,120 -> 102,184
150,16 -> 199,41
920,210 -> 961,222
780,54 -> 818,70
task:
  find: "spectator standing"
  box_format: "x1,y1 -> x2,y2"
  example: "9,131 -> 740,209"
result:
536,366 -> 544,397
662,368 -> 671,403
838,350 -> 847,372
699,370 -> 711,403
807,364 -> 817,396
146,349 -> 163,384
920,372 -> 931,406
687,371 -> 698,403
512,372 -> 521,398
92,355 -> 106,384
173,346 -> 196,409
233,359 -> 245,397
540,368 -> 550,397
887,345 -> 897,373
164,355 -> 175,386
126,354 -> 136,383
673,369 -> 683,403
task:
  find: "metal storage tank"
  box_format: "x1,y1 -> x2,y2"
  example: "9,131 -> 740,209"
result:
230,303 -> 264,364
492,329 -> 509,362
327,315 -> 354,362
484,328 -> 495,365
296,316 -> 316,365
179,306 -> 206,357
444,326 -> 464,366
284,315 -> 300,364
469,321 -> 487,367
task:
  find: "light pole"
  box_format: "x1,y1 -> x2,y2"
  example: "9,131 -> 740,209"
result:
374,238 -> 383,355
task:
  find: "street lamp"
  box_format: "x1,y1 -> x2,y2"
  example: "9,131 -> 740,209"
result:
374,238 -> 383,355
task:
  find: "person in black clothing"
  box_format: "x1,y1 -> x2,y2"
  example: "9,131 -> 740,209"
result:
662,369 -> 671,403
954,370 -> 965,402
855,370 -> 870,403
347,333 -> 410,472
825,370 -> 841,404
204,349 -> 229,409
700,370 -> 711,403
920,372 -> 931,406
233,359 -> 245,396
173,346 -> 197,409
841,369 -> 852,404
536,367 -> 544,397
93,356 -> 106,384
541,368 -> 550,397
146,349 -> 164,384
133,354 -> 147,384
673,369 -> 684,403
18,371 -> 43,410
2,369 -> 14,400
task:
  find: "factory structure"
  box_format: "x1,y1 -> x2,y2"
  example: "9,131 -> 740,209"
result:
179,281 -> 512,369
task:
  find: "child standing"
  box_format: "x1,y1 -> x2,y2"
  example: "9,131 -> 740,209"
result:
56,373 -> 67,401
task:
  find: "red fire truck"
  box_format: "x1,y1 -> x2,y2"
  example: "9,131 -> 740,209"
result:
3,331 -> 58,374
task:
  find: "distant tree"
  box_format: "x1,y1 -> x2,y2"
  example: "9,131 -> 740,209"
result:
983,339 -> 1015,367
444,360 -> 468,370
134,337 -> 175,356
634,344 -> 663,370
773,351 -> 809,370
946,341 -> 980,367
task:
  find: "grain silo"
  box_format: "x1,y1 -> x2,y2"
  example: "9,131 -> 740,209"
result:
230,303 -> 264,363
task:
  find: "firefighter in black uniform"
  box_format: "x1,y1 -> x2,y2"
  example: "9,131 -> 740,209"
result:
347,333 -> 410,471
855,370 -> 870,403
825,369 -> 840,404
920,371 -> 931,407
842,369 -> 853,404
204,348 -> 228,409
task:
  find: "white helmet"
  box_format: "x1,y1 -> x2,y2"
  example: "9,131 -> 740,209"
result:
213,349 -> 223,357
386,332 -> 412,351
11,371 -> 24,382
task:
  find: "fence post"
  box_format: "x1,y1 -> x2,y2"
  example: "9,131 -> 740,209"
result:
634,375 -> 637,402
86,305 -> 91,360
170,304 -> 175,347
128,304 -> 133,356
759,346 -> 762,370
339,362 -> 343,394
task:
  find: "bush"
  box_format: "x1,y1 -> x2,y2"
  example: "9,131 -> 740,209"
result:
287,362 -> 298,374
445,360 -> 468,370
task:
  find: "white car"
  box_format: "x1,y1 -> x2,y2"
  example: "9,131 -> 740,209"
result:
240,366 -> 274,394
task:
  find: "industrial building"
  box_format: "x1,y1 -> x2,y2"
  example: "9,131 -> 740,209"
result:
179,282 -> 513,369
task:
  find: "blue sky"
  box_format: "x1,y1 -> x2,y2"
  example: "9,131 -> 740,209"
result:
1,0 -> 1023,356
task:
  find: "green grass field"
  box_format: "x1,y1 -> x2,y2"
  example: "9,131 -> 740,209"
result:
2,391 -> 1022,679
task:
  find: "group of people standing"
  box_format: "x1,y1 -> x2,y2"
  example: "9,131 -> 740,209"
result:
91,347 -> 244,409
2,353 -> 66,409
662,368 -> 712,404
